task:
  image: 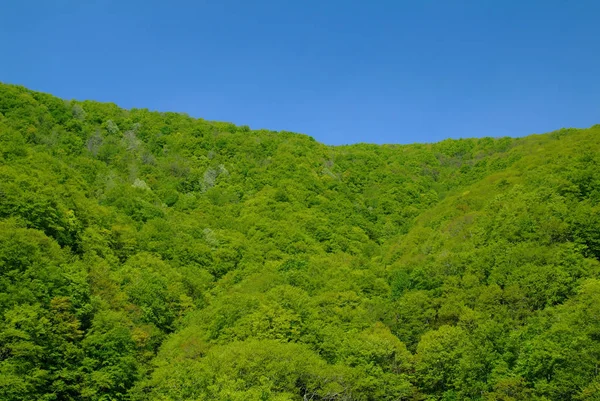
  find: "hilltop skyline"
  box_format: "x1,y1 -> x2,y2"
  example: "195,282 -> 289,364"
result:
2,0 -> 599,144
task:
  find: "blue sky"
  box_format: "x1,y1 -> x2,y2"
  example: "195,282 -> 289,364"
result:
1,0 -> 599,145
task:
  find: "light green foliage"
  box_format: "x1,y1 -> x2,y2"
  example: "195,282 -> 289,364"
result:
0,82 -> 599,400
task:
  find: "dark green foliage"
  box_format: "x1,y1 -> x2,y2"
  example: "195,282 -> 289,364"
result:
1,82 -> 599,400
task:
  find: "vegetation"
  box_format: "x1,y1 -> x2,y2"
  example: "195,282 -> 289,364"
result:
0,82 -> 599,400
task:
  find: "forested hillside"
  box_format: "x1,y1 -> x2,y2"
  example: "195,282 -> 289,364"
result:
1,82 -> 599,400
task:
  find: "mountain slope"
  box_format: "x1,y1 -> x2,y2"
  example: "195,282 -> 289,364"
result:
0,83 -> 598,400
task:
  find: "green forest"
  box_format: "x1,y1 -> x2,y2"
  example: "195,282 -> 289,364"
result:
0,82 -> 599,401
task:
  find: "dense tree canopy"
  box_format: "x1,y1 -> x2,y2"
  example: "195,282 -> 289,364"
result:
0,82 -> 599,400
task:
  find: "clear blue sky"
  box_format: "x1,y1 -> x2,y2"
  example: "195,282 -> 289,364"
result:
2,1 -> 599,145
